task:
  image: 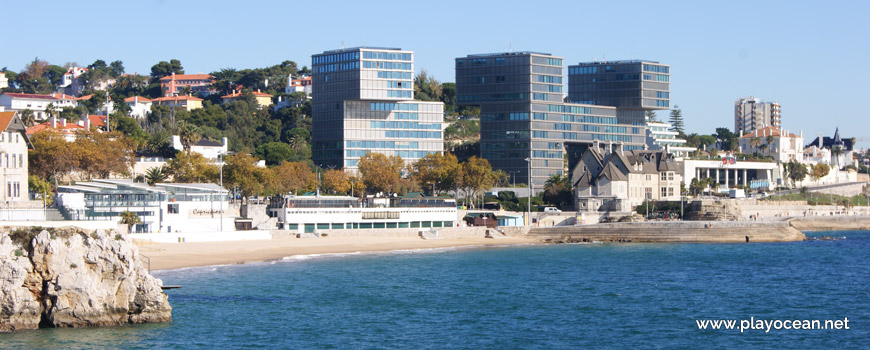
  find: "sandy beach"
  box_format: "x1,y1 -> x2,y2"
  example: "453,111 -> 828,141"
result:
136,235 -> 538,271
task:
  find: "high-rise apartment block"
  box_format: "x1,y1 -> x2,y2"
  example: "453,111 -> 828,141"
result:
568,60 -> 670,126
455,52 -> 649,192
311,47 -> 444,171
734,97 -> 781,134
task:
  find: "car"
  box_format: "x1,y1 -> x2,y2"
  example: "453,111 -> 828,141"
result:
543,207 -> 562,213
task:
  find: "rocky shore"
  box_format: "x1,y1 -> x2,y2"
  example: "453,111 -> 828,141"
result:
0,227 -> 171,332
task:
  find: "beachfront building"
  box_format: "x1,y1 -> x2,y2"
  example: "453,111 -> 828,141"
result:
456,52 -> 651,194
645,121 -> 695,157
738,126 -> 804,163
572,144 -> 681,212
268,195 -> 458,233
311,47 -> 444,171
56,179 -> 233,233
0,111 -> 34,203
683,157 -> 779,191
159,73 -> 216,96
734,97 -> 781,134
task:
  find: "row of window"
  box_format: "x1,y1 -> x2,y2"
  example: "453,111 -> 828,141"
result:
6,181 -> 21,198
346,141 -> 419,149
547,105 -> 592,114
345,149 -> 433,159
289,221 -> 454,232
363,61 -> 412,70
313,52 -> 360,65
370,121 -> 441,130
1,153 -> 24,168
377,71 -> 413,80
385,131 -> 442,139
316,61 -> 359,73
532,93 -> 549,101
386,81 -> 410,89
394,113 -> 418,120
568,66 -> 598,75
370,102 -> 419,111
643,64 -> 669,73
387,90 -> 412,98
592,134 -> 634,142
643,74 -> 669,82
536,75 -> 562,84
533,151 -> 562,159
0,132 -> 20,143
362,51 -> 412,61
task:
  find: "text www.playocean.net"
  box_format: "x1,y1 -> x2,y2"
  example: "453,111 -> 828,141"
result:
696,317 -> 850,333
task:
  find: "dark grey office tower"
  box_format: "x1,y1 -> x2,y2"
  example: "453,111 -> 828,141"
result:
567,60 -> 670,126
455,52 -> 646,193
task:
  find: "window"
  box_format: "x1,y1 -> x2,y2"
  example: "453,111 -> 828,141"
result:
168,204 -> 179,214
661,187 -> 668,197
645,188 -> 652,199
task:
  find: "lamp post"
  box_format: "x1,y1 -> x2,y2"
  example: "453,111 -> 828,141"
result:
219,152 -> 224,232
525,157 -> 531,225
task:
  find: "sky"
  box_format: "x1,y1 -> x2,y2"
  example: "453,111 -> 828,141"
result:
4,0 -> 869,146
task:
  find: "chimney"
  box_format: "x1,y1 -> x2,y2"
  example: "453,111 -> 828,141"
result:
60,118 -> 66,127
754,129 -> 757,137
819,132 -> 823,148
84,116 -> 90,129
50,117 -> 57,128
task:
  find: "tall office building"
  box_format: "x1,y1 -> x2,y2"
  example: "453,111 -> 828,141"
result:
311,47 -> 444,171
734,97 -> 781,134
567,60 -> 670,126
455,52 -> 646,193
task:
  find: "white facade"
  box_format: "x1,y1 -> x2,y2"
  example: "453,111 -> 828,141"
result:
645,121 -> 696,157
734,97 -> 781,134
683,158 -> 779,190
0,112 -> 32,202
0,72 -> 8,89
172,136 -> 228,160
124,96 -> 152,119
738,127 -> 804,163
57,179 -> 234,233
0,93 -> 61,120
272,196 -> 458,233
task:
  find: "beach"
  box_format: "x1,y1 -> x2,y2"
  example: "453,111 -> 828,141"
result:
136,234 -> 538,271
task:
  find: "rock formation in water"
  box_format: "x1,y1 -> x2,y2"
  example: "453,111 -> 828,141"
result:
0,227 -> 171,332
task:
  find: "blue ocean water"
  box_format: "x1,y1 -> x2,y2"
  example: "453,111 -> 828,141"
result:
2,231 -> 868,349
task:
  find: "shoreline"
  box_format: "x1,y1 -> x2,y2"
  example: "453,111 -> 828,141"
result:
137,235 -> 538,271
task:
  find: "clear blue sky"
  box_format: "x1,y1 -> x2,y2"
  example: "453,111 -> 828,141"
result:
4,0 -> 868,145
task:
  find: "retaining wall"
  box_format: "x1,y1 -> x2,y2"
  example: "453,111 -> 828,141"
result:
528,221 -> 805,243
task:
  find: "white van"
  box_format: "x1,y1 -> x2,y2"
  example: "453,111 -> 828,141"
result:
543,207 -> 562,213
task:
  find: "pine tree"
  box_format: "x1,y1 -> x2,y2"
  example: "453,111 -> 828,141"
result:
645,110 -> 658,122
668,105 -> 684,134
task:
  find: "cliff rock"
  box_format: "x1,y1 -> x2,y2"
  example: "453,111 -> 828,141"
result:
0,227 -> 171,332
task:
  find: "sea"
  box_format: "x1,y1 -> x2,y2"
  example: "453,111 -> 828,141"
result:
1,231 -> 867,349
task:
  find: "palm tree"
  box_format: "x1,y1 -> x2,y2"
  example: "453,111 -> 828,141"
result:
144,166 -> 169,185
288,134 -> 308,152
749,137 -> 762,157
118,211 -> 142,233
177,121 -> 201,153
765,135 -> 775,157
19,109 -> 35,127
832,145 -> 843,170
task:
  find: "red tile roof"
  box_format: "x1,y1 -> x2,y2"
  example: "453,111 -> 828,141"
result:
740,126 -> 798,138
0,112 -> 16,131
26,120 -> 86,135
221,91 -> 272,98
124,96 -> 152,103
49,93 -> 78,100
88,115 -> 107,127
1,92 -> 58,100
159,73 -> 213,81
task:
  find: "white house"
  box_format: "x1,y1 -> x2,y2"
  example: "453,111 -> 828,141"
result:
285,74 -> 312,97
645,121 -> 696,157
0,111 -> 33,203
738,126 -> 804,163
124,96 -> 152,119
0,92 -> 61,120
172,136 -> 228,160
0,72 -> 8,89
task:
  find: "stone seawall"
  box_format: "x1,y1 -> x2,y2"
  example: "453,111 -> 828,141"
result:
270,226 -> 530,239
528,221 -> 805,243
788,216 -> 870,231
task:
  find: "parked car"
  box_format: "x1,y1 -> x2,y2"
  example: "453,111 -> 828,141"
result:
543,207 -> 562,213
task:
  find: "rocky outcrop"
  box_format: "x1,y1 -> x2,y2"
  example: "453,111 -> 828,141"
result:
0,227 -> 171,332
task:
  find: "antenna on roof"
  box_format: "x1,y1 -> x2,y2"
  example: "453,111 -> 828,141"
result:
341,41 -> 345,49
508,43 -> 513,53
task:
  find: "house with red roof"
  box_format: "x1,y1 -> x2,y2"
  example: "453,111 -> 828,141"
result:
738,126 -> 804,163
285,74 -> 312,97
124,96 -> 152,119
0,72 -> 8,90
160,73 -> 215,96
221,89 -> 273,108
0,92 -> 61,121
0,111 -> 34,202
152,95 -> 203,111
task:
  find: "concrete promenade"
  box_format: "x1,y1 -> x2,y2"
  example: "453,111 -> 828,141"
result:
528,220 -> 806,243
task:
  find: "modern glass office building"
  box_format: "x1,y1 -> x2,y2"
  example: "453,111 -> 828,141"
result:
567,60 -> 670,126
311,47 -> 444,170
455,52 -> 646,192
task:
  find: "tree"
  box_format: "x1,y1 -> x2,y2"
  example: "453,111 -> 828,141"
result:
458,156 -> 496,208
273,161 -> 316,195
118,211 -> 142,233
358,153 -> 404,195
645,110 -> 658,122
150,59 -> 184,82
144,166 -> 169,185
28,175 -> 53,205
109,60 -> 125,78
414,70 -> 442,102
255,142 -> 298,166
543,174 -> 573,209
668,105 -> 684,134
811,163 -> 830,181
322,169 -> 351,195
29,130 -> 80,186
714,127 -> 738,152
18,109 -> 35,127
165,151 -> 218,183
176,120 -> 201,153
785,160 -> 808,188
749,137 -> 762,157
408,152 -> 460,196
223,153 -> 264,197
765,135 -> 775,156
831,145 -> 843,170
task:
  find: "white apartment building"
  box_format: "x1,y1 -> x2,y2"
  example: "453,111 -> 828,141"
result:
734,97 -> 781,134
0,112 -> 33,203
0,92 -> 62,120
645,121 -> 696,157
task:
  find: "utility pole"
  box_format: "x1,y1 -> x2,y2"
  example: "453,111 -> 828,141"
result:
219,152 -> 224,232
